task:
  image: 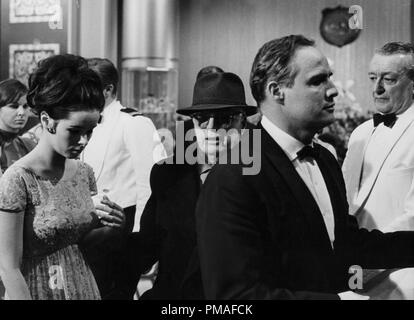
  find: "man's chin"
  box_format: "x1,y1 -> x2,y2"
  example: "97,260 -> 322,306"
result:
374,102 -> 392,114
318,115 -> 336,129
200,148 -> 219,157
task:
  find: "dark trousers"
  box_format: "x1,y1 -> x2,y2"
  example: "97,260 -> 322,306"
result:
112,232 -> 153,300
0,281 -> 4,300
123,205 -> 136,234
86,205 -> 136,300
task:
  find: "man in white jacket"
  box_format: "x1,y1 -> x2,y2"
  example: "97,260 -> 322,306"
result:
343,42 -> 414,299
82,58 -> 165,298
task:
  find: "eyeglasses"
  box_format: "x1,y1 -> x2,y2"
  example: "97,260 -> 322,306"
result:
191,110 -> 247,129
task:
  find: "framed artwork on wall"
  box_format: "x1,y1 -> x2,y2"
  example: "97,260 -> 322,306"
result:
9,43 -> 60,84
9,0 -> 62,24
0,0 -> 79,80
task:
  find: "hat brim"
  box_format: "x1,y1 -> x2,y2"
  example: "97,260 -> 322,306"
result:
177,104 -> 258,117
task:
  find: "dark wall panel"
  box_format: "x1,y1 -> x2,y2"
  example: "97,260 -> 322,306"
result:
179,0 -> 411,113
0,0 -> 71,83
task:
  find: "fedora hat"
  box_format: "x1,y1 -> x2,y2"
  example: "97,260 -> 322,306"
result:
177,72 -> 258,116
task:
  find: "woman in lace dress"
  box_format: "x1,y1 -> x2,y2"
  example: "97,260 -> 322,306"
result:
0,54 -> 125,300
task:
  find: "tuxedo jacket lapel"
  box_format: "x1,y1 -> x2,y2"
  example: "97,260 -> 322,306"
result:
343,123 -> 374,214
261,129 -> 333,253
355,111 -> 414,210
314,145 -> 348,238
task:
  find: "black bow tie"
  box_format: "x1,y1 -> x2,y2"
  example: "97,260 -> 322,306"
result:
297,145 -> 319,161
373,113 -> 397,128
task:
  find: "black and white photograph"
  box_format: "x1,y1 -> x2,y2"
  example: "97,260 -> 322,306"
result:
0,0 -> 414,309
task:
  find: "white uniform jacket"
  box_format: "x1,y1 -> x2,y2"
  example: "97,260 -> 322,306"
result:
83,100 -> 165,232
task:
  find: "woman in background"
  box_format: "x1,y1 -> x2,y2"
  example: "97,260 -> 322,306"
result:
0,54 -> 125,300
0,79 -> 36,174
0,79 -> 36,299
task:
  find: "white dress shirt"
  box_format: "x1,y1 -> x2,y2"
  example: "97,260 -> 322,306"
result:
262,116 -> 335,247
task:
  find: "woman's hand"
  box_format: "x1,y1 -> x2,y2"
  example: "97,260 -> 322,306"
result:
95,196 -> 126,229
0,211 -> 32,300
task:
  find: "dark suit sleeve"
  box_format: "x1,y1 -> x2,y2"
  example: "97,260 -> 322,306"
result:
125,165 -> 162,278
196,164 -> 338,300
322,148 -> 414,270
338,214 -> 414,270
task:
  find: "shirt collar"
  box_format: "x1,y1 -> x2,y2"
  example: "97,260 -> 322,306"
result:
199,163 -> 213,174
261,115 -> 309,162
101,100 -> 122,123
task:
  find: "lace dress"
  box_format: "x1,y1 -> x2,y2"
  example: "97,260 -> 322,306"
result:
0,161 -> 101,300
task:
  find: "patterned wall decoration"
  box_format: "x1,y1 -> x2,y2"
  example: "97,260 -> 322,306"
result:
9,0 -> 61,24
9,43 -> 60,84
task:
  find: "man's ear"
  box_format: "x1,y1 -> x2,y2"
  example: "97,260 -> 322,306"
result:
412,82 -> 414,99
406,67 -> 414,97
408,66 -> 414,80
103,84 -> 115,100
267,81 -> 285,104
409,68 -> 414,98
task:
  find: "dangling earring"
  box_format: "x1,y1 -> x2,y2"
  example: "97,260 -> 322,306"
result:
47,127 -> 56,134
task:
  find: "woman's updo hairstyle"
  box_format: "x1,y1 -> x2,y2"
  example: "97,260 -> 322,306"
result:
27,54 -> 105,120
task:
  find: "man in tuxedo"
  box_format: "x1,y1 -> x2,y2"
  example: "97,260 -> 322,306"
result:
343,42 -> 414,299
196,35 -> 414,300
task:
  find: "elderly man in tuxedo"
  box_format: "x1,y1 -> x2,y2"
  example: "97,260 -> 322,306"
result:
196,35 -> 414,300
343,42 -> 414,299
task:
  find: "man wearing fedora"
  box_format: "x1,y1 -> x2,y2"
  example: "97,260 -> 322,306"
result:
196,35 -> 414,300
119,69 -> 257,299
